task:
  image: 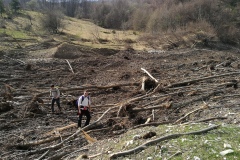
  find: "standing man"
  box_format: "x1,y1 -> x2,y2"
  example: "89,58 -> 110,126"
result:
78,90 -> 91,128
50,84 -> 61,114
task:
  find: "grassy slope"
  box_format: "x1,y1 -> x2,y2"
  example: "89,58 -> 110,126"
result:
92,124 -> 240,160
0,10 -> 217,52
0,10 -> 144,51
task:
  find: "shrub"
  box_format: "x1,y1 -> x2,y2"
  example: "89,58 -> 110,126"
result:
123,38 -> 135,44
40,10 -> 65,34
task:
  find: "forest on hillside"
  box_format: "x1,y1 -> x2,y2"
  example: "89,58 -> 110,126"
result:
1,0 -> 240,46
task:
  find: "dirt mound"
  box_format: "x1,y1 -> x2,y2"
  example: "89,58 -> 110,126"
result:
54,42 -> 121,59
92,48 -> 120,56
53,42 -> 91,59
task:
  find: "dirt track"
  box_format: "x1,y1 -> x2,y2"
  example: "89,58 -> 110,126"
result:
0,41 -> 240,159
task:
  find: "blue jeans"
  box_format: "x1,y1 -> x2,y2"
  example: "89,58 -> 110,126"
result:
51,98 -> 61,112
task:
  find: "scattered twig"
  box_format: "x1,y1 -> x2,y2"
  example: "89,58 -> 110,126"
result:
182,116 -> 228,125
174,104 -> 208,124
116,105 -> 123,117
167,150 -> 182,160
3,55 -> 26,65
132,121 -> 173,129
36,150 -> 50,160
65,59 -> 74,74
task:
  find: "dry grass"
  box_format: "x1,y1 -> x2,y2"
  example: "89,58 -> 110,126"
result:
0,10 -> 142,51
82,123 -> 240,160
1,8 -> 234,53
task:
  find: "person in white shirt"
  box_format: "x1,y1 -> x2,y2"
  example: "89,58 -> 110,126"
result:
50,84 -> 61,114
78,90 -> 91,128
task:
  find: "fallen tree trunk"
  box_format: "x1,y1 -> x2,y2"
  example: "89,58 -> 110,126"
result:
132,90 -> 220,112
168,72 -> 240,88
109,125 -> 220,159
44,123 -> 77,136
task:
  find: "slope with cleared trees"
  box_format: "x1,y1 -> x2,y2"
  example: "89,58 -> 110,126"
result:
0,2 -> 240,160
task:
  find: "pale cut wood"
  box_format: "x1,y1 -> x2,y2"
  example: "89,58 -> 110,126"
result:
141,68 -> 159,83
141,76 -> 147,91
44,123 -> 77,136
66,59 -> 74,74
81,130 -> 97,143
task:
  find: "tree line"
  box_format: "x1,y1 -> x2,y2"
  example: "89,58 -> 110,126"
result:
0,0 -> 240,45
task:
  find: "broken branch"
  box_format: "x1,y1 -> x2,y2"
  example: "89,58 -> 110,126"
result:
66,59 -> 74,74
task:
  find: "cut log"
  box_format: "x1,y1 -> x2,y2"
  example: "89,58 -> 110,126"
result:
44,123 -> 77,136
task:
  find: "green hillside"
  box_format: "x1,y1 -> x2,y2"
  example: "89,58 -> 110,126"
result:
0,10 -> 144,52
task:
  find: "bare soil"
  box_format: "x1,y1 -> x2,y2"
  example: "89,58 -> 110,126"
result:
0,40 -> 240,159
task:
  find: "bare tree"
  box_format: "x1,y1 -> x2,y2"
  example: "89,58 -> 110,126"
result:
61,0 -> 80,17
26,0 -> 39,11
40,10 -> 65,34
0,0 -> 5,17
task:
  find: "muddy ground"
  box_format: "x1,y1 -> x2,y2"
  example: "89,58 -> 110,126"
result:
0,41 -> 240,159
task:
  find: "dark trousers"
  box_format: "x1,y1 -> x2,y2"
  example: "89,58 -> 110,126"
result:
51,98 -> 61,112
78,110 -> 91,127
